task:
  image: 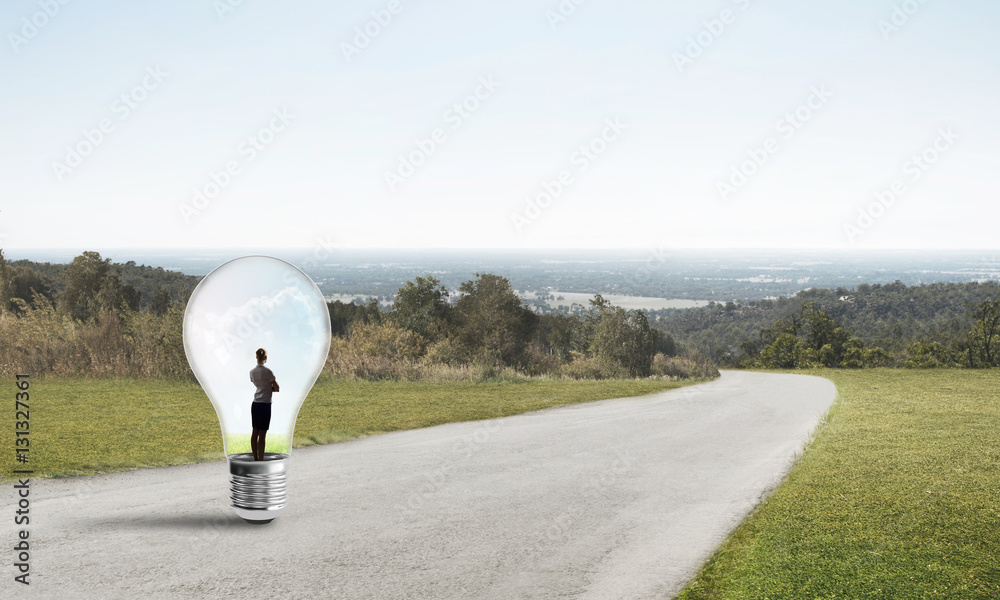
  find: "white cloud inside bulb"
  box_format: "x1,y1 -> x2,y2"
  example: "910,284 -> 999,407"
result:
183,257 -> 331,451
197,287 -> 314,357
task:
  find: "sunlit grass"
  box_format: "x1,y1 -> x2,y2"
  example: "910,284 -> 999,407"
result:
0,375 -> 695,480
223,433 -> 291,455
678,369 -> 1000,599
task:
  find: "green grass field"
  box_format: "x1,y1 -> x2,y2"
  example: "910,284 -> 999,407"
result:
678,369 -> 1000,599
9,368 -> 998,597
1,375 -> 691,480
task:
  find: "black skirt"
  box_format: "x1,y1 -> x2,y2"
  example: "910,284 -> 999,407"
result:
251,401 -> 272,430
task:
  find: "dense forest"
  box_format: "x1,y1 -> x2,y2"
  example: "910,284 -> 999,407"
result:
2,250 -> 997,379
6,252 -> 199,315
653,281 -> 1000,368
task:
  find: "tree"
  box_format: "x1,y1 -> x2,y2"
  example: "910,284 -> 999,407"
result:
964,298 -> 1000,367
327,300 -> 376,337
802,303 -> 850,366
758,333 -> 813,368
392,276 -> 450,341
589,306 -> 657,377
902,341 -> 959,368
738,338 -> 763,366
454,273 -> 536,366
59,251 -> 140,321
653,329 -> 677,357
0,250 -> 10,313
746,303 -> 894,368
364,297 -> 383,325
589,294 -> 612,311
536,313 -> 581,361
0,251 -> 52,313
840,337 -> 869,368
7,267 -> 55,312
150,289 -> 172,316
759,313 -> 803,346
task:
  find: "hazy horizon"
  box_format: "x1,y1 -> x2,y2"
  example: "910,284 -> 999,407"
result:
6,247 -> 1000,257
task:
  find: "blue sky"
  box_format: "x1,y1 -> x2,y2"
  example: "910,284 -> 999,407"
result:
1,0 -> 998,250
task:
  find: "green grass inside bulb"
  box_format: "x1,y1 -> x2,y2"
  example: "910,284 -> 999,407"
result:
224,433 -> 291,455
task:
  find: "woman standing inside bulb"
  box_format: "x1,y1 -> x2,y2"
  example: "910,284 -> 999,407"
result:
249,348 -> 279,461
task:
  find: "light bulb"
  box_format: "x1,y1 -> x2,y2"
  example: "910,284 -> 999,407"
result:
182,256 -> 331,523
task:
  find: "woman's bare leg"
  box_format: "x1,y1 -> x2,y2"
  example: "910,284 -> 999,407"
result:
251,428 -> 261,460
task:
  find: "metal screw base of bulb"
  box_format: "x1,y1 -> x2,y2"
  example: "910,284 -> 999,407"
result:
228,452 -> 288,524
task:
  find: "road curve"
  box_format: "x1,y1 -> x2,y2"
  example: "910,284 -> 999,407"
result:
7,371 -> 835,599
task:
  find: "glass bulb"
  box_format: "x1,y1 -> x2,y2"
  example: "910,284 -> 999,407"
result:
182,256 -> 331,523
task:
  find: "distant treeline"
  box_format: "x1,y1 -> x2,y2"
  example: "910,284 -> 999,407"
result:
656,281 -> 1000,368
0,251 -> 717,381
6,252 -> 200,315
7,250 -> 994,377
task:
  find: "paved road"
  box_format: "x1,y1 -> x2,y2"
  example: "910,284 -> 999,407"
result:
7,371 -> 835,599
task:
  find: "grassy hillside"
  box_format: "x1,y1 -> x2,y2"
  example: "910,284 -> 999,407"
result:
678,369 -> 1000,599
1,375 -> 693,480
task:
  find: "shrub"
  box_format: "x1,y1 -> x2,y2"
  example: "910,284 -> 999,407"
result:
651,352 -> 720,380
469,359 -> 526,383
757,333 -> 817,369
561,356 -> 626,380
523,342 -> 562,377
902,341 -> 961,368
0,298 -> 192,378
345,321 -> 425,359
424,337 -> 469,365
588,306 -> 656,377
325,349 -> 423,381
841,338 -> 891,368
